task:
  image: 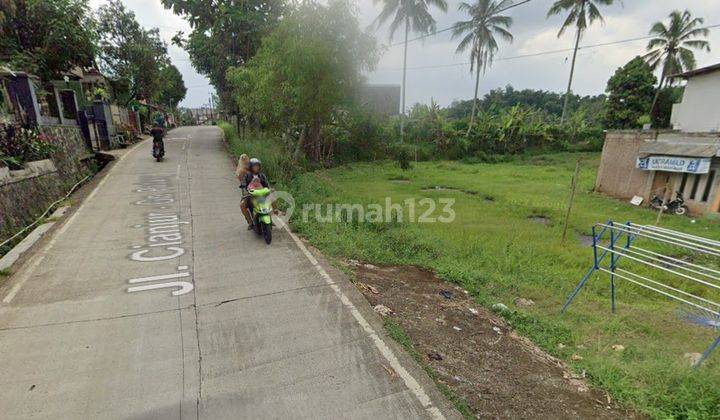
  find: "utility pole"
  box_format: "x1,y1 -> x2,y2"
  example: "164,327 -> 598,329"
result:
209,95 -> 214,122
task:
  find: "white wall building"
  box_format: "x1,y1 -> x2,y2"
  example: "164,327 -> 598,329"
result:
670,63 -> 720,133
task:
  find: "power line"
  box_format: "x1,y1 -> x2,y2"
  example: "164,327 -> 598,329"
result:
375,23 -> 720,72
385,0 -> 533,48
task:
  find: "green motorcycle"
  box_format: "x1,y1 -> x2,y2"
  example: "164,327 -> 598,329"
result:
249,187 -> 273,244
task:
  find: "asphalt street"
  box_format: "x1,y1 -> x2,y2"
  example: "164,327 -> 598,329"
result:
0,126 -> 456,419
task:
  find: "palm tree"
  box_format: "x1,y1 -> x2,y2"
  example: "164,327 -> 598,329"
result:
452,0 -> 513,136
644,10 -> 710,121
374,0 -> 448,142
547,0 -> 616,124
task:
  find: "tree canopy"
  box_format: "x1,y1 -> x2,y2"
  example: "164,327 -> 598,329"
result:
227,0 -> 377,163
0,0 -> 97,80
162,0 -> 286,111
96,0 -> 173,104
603,56 -> 657,129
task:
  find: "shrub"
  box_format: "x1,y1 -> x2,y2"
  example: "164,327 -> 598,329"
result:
0,124 -> 60,166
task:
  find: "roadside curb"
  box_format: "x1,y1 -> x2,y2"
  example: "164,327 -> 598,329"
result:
0,206 -> 69,272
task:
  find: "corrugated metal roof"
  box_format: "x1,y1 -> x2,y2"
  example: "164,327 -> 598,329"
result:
639,141 -> 720,158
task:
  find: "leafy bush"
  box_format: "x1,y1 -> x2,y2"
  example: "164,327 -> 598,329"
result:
329,109 -> 391,164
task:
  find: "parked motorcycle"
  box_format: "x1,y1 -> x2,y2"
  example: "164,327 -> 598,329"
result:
152,139 -> 165,162
650,192 -> 688,216
249,187 -> 273,244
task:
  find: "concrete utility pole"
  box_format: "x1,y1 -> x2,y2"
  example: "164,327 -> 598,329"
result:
209,96 -> 214,122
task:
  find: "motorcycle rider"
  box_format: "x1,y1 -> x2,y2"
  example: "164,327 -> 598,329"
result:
240,158 -> 270,230
149,122 -> 165,157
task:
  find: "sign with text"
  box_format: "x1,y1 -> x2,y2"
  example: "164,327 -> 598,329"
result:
636,156 -> 711,174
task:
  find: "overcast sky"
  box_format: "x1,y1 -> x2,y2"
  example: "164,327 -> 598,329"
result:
90,0 -> 720,108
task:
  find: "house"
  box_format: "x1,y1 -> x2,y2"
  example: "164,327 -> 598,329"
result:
0,69 -> 84,127
595,63 -> 720,216
670,63 -> 720,132
0,67 -> 137,151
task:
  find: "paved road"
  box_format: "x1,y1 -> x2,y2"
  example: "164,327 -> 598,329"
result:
0,127 -> 455,419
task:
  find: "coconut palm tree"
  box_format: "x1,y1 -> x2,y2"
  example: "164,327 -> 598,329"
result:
644,9 -> 710,121
547,0 -> 617,124
374,0 -> 448,142
452,0 -> 513,136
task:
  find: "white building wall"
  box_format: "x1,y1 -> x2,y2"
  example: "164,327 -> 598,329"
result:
671,71 -> 720,132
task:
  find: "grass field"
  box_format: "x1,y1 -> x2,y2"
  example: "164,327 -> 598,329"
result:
286,153 -> 720,418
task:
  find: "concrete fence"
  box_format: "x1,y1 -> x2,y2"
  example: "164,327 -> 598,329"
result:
0,125 -> 93,243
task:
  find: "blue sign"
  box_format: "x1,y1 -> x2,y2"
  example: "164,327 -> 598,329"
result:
636,156 -> 711,174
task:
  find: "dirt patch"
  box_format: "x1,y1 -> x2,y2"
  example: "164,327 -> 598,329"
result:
422,186 -> 459,192
529,215 -> 551,226
421,187 -> 494,202
390,179 -> 411,184
579,234 -> 595,247
353,263 -> 640,419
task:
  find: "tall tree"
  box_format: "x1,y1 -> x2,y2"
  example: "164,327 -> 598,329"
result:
451,0 -> 513,136
154,64 -> 187,109
603,56 -> 657,129
228,0 -> 377,163
547,0 -> 616,124
0,0 -> 96,80
96,0 -> 172,103
644,10 -> 710,123
162,0 -> 286,112
373,0 -> 448,142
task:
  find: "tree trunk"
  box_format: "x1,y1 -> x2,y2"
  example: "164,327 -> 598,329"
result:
650,67 -> 668,126
400,18 -> 409,143
466,55 -> 481,137
560,26 -> 582,125
307,117 -> 322,163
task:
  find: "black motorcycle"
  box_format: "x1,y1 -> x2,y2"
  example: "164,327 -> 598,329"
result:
650,191 -> 688,216
152,139 -> 165,162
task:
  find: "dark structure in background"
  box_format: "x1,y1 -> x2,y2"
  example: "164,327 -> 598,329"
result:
359,84 -> 401,116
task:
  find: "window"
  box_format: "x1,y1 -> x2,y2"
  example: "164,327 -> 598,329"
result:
679,173 -> 689,194
701,170 -> 716,202
60,90 -> 78,120
690,174 -> 701,200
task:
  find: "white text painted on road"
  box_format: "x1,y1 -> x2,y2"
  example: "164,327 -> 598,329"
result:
127,176 -> 193,296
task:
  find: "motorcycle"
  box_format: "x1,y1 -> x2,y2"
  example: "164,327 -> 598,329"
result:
650,191 -> 688,216
152,139 -> 165,162
248,187 -> 273,244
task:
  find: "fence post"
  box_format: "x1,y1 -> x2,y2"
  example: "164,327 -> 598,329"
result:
609,222 -> 617,313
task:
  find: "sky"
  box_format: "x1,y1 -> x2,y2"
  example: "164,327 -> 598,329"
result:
89,0 -> 720,109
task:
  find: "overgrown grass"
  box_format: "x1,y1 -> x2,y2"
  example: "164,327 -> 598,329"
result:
383,318 -> 474,419
288,154 -> 720,418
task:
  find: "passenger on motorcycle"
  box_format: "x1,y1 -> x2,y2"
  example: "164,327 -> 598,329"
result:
240,158 -> 270,230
